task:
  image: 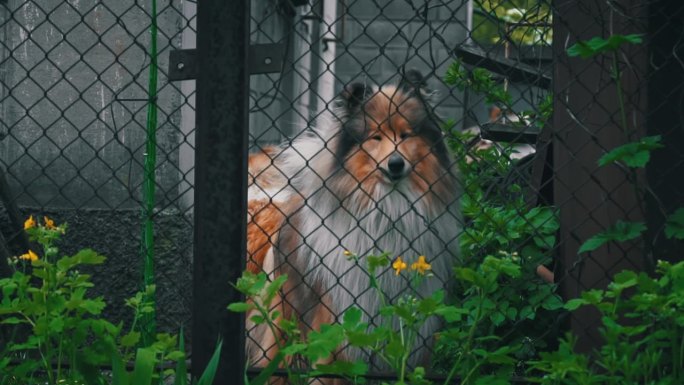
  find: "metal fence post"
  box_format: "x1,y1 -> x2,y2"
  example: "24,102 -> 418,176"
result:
193,0 -> 249,383
553,0 -> 649,353
645,0 -> 684,262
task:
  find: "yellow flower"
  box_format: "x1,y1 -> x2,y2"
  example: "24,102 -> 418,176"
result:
44,216 -> 56,229
19,250 -> 39,262
24,215 -> 36,230
392,256 -> 407,276
411,255 -> 432,275
343,250 -> 352,256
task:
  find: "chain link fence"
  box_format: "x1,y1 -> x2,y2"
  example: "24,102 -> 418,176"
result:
1,0 -> 682,382
0,0 -> 195,337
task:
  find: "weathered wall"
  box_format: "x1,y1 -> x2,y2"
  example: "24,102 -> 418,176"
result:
0,0 -> 185,210
0,0 -> 194,334
335,0 -> 468,122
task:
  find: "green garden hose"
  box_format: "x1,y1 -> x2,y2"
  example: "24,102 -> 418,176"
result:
140,0 -> 158,347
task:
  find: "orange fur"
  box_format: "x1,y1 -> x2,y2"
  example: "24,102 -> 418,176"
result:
246,146 -> 288,273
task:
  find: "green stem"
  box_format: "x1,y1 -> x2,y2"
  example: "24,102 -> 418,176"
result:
612,52 -> 629,138
461,362 -> 483,385
56,331 -> 64,381
140,0 -> 159,347
252,300 -> 294,381
399,318 -> 406,383
43,271 -> 54,384
612,51 -> 647,219
674,325 -> 683,381
443,289 -> 485,385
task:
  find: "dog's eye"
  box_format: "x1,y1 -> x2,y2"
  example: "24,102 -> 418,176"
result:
400,132 -> 412,140
371,135 -> 382,141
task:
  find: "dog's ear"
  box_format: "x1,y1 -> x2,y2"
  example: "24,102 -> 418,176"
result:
339,82 -> 371,110
399,69 -> 428,93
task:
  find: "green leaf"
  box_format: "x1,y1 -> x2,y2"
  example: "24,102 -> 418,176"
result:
281,343 -> 307,356
235,271 -> 267,296
490,311 -> 505,326
444,60 -> 468,89
665,208 -> 684,240
227,302 -> 253,313
568,34 -> 644,58
541,293 -> 564,311
435,305 -> 467,323
264,274 -> 287,304
48,316 -> 65,333
455,267 -> 478,283
366,253 -> 390,274
385,338 -> 405,362
611,270 -> 638,289
130,347 -> 156,385
347,329 -> 383,347
305,324 -> 345,361
80,298 -> 106,315
249,314 -> 265,324
57,249 -> 106,271
196,339 -> 223,385
121,331 -> 141,348
175,327 -> 188,385
564,298 -> 588,311
313,361 -> 368,377
598,136 -> 663,168
578,221 -> 646,253
342,307 -> 363,329
581,289 -> 605,304
1,317 -> 26,325
519,306 -> 534,320
166,351 -> 185,361
76,248 -> 107,264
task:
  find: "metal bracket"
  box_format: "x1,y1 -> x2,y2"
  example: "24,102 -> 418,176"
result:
248,43 -> 286,75
169,49 -> 198,81
168,43 -> 285,81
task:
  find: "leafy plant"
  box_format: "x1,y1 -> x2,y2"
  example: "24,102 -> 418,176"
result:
0,216 -> 216,385
567,34 -> 643,140
0,216 -> 119,384
231,252 -> 486,385
664,208 -> 684,240
577,221 -> 647,254
525,32 -> 684,385
597,135 -> 663,168
566,34 -> 643,59
529,258 -> 684,384
471,0 -> 553,46
438,59 -> 561,379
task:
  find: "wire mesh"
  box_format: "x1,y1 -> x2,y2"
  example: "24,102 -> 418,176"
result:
246,0 -> 557,380
0,0 -> 195,338
0,0 -> 682,383
244,0 -> 683,382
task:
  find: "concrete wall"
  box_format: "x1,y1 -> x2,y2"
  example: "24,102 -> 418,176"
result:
335,0 -> 468,124
0,0 -> 188,210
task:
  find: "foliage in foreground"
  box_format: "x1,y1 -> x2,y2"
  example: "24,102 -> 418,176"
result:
0,216 -> 221,385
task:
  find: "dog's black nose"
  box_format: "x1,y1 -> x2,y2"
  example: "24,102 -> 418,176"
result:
388,154 -> 405,178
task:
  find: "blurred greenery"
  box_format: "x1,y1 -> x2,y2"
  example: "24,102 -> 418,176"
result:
472,0 -> 552,46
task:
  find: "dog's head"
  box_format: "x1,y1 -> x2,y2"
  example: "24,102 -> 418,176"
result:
334,70 -> 451,192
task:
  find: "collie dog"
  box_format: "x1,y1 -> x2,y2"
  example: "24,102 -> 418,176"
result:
246,70 -> 461,371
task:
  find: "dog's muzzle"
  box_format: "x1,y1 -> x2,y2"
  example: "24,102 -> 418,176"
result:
386,153 -> 406,181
